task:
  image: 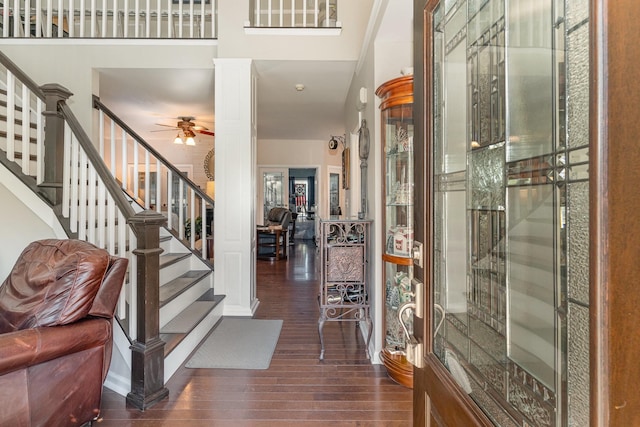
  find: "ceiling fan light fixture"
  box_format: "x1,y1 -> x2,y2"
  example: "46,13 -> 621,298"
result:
174,134 -> 183,144
185,136 -> 196,146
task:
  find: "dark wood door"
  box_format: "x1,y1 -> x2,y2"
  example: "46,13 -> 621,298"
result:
413,0 -> 640,426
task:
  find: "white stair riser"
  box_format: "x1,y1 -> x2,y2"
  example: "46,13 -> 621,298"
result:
159,256 -> 193,285
159,277 -> 212,328
164,302 -> 223,382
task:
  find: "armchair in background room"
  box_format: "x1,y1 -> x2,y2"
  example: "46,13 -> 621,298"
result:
257,207 -> 291,260
0,239 -> 128,427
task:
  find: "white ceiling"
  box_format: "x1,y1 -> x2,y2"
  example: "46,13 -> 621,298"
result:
97,58 -> 357,146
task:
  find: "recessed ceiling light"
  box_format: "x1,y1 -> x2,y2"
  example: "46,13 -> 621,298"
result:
295,83 -> 305,91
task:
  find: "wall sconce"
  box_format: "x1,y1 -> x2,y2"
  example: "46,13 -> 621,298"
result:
173,129 -> 197,146
328,134 -> 346,150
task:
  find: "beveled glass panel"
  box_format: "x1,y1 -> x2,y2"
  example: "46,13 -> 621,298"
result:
506,0 -> 553,162
506,184 -> 556,389
443,32 -> 467,172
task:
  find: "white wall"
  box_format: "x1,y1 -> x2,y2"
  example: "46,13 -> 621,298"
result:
0,167 -> 66,279
342,0 -> 414,363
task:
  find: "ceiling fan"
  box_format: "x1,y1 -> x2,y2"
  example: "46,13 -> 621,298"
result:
153,116 -> 214,145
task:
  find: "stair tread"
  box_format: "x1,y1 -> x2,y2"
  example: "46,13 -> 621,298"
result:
160,300 -> 218,334
160,269 -> 211,306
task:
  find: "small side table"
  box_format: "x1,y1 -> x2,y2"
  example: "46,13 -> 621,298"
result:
257,228 -> 288,260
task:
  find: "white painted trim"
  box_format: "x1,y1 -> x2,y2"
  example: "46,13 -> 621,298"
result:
243,27 -> 341,36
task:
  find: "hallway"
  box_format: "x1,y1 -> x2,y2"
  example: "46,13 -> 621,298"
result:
98,241 -> 413,426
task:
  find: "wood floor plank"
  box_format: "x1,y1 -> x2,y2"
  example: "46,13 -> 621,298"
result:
100,241 -> 413,426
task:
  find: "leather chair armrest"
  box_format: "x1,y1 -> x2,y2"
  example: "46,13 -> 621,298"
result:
0,318 -> 111,376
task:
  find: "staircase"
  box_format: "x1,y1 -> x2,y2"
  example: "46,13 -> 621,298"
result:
0,51 -> 224,399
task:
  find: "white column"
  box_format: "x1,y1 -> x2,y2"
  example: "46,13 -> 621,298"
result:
213,58 -> 259,316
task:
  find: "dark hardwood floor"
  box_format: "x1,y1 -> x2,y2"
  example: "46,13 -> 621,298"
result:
98,240 -> 413,426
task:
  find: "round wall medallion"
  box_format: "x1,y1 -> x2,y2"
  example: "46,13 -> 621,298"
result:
204,148 -> 215,180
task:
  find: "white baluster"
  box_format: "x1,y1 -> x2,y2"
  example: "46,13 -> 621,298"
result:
145,0 -> 150,38
291,0 -> 295,27
36,98 -> 44,183
12,0 -> 20,36
110,118 -> 116,177
70,134 -> 79,232
21,83 -> 30,174
132,139 -> 139,199
178,0 -> 182,38
123,0 -> 128,37
155,158 -> 161,211
127,229 -> 137,338
62,123 -> 71,218
97,179 -> 106,248
112,0 -> 117,36
302,0 -> 306,27
45,0 -> 52,37
255,0 -> 260,27
167,0 -> 172,37
199,0 -> 204,38
88,165 -> 97,243
189,0 -> 193,38
101,0 -> 107,37
35,0 -> 42,37
156,0 -> 161,38
267,0 -> 271,27
201,196 -> 207,259
6,72 -> 15,161
144,150 -> 150,207
107,194 -> 116,254
190,188 -> 195,248
78,149 -> 88,239
121,129 -> 127,189
65,0 -> 72,38
24,0 -> 31,38
167,169 -> 173,229
178,173 -> 184,238
98,110 -> 105,157
90,0 -> 96,37
134,0 -> 139,38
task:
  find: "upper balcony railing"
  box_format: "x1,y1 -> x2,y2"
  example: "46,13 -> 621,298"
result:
0,0 -> 217,39
246,0 -> 339,29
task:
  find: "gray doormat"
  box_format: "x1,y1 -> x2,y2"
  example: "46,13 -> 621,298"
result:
185,318 -> 282,370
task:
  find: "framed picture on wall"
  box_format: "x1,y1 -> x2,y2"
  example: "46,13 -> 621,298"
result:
342,148 -> 350,190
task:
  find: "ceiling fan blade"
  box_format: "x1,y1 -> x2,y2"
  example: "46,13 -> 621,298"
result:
191,125 -> 209,131
150,128 -> 178,133
197,129 -> 215,136
155,123 -> 179,128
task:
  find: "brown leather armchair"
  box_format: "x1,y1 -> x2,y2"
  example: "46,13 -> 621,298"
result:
0,239 -> 128,427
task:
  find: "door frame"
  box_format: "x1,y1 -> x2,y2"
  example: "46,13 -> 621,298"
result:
257,166 -> 290,225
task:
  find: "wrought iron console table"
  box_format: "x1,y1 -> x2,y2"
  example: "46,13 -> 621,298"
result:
318,218 -> 372,360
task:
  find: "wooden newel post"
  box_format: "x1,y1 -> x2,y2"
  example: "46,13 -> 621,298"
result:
40,83 -> 72,205
126,210 -> 169,410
